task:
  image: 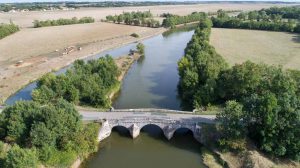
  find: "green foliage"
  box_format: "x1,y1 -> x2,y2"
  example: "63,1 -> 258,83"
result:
211,7 -> 300,33
32,55 -> 120,108
41,148 -> 77,168
130,33 -> 139,38
106,11 -> 160,28
0,23 -> 20,39
4,145 -> 38,168
0,100 -> 81,147
33,17 -> 95,28
136,43 -> 145,56
217,101 -> 247,152
261,6 -> 300,19
179,17 -> 300,160
217,101 -> 245,139
0,100 -> 100,167
178,17 -> 228,109
217,61 -> 264,101
217,62 -> 300,159
294,23 -> 300,33
162,12 -> 207,28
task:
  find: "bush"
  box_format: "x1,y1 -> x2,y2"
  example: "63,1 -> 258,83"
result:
33,17 -> 95,28
218,138 -> 247,152
130,33 -> 139,38
5,145 -> 38,168
136,43 -> 145,55
0,23 -> 19,39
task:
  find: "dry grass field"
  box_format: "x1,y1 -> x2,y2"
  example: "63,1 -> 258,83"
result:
210,28 -> 300,70
0,3 -> 296,28
0,22 -> 165,103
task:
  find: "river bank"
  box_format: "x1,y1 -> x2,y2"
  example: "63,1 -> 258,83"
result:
0,25 -> 165,104
109,52 -> 142,100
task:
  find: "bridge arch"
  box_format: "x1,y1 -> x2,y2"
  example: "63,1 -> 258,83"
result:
111,125 -> 131,138
97,118 -> 205,143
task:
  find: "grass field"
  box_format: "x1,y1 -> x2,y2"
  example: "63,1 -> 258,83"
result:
0,3 -> 296,28
210,28 -> 300,70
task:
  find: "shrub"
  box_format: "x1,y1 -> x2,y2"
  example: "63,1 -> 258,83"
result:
33,17 -> 95,28
0,23 -> 19,39
130,33 -> 139,38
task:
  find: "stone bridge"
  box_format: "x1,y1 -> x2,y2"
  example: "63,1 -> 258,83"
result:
79,109 -> 215,143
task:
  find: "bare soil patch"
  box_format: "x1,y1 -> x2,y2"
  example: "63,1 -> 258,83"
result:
210,28 -> 300,70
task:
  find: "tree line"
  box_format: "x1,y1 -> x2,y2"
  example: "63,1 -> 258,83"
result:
105,11 -> 160,28
211,8 -> 300,33
261,6 -> 300,19
0,23 -> 20,39
33,17 -> 95,28
178,17 -> 300,160
32,55 -> 120,108
162,12 -> 207,28
0,99 -> 100,167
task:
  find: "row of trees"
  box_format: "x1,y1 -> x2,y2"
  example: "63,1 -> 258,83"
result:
0,23 -> 20,39
261,6 -> 300,19
212,8 -> 300,33
105,11 -> 160,28
162,12 -> 207,28
178,17 -> 228,109
0,99 -> 100,167
178,18 -> 300,160
33,17 -> 95,28
32,55 -> 120,108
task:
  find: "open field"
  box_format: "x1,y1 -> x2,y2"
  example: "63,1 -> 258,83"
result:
0,22 -> 165,103
210,28 -> 300,70
0,3 -> 297,28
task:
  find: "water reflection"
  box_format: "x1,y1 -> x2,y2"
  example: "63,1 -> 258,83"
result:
83,125 -> 205,168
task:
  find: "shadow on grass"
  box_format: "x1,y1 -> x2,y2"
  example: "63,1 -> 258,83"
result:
291,33 -> 300,43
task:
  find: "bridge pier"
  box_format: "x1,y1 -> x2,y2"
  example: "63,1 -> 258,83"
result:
129,124 -> 140,139
97,120 -> 112,142
163,125 -> 177,140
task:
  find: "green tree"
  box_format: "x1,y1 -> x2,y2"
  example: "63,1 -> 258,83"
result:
217,101 -> 245,139
5,145 -> 38,168
136,43 -> 145,56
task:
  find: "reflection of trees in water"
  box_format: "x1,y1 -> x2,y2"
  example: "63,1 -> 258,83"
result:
137,55 -> 145,64
162,24 -> 197,37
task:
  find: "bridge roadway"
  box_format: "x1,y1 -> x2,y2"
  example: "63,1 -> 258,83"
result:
79,109 -> 216,143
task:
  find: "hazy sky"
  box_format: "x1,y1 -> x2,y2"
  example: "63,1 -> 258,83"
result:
1,0 -> 300,3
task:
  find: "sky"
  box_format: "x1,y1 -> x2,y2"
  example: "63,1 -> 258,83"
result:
1,0 -> 300,3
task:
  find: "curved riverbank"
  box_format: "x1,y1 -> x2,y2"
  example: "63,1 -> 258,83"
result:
0,26 -> 165,104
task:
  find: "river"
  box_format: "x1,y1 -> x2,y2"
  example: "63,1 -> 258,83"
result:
5,29 -> 206,168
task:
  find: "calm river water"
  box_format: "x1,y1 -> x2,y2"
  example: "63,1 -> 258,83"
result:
5,29 -> 206,168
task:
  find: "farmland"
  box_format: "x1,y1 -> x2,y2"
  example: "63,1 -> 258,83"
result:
210,28 -> 300,70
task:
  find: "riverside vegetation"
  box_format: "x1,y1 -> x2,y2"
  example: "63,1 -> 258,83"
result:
178,16 -> 300,161
0,45 -> 145,167
0,99 -> 100,167
0,23 -> 19,39
32,55 -> 120,108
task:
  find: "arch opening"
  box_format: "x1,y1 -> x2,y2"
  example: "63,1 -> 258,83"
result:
169,127 -> 202,154
140,124 -> 164,139
112,125 -> 131,138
